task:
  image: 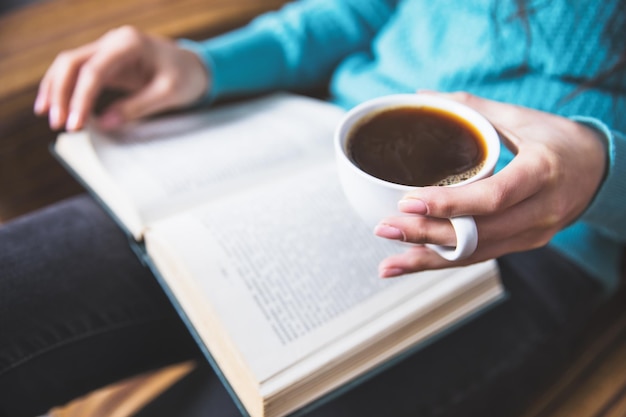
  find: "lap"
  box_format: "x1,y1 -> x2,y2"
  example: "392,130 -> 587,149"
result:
0,194 -> 607,417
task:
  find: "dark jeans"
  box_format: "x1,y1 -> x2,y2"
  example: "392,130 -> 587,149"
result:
0,195 -> 606,417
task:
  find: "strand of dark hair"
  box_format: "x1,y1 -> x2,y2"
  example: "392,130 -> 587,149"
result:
511,0 -> 626,105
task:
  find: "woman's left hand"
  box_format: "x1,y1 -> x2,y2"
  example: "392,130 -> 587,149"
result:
375,92 -> 607,278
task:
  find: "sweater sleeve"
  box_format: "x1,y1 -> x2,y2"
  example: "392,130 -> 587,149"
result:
179,0 -> 399,101
573,116 -> 626,244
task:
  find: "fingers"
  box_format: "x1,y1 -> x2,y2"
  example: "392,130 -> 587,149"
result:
35,26 -> 210,132
378,239 -> 507,277
378,246 -> 441,277
376,193 -> 557,277
97,44 -> 210,129
34,71 -> 52,115
36,43 -> 98,129
378,201 -> 548,253
97,76 -> 178,130
377,230 -> 509,278
401,145 -> 551,219
375,215 -> 457,246
66,40 -> 142,131
34,26 -> 152,131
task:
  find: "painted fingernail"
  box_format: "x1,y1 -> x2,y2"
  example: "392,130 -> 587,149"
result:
98,111 -> 123,130
49,106 -> 61,129
380,267 -> 405,278
34,96 -> 45,114
374,224 -> 406,241
398,198 -> 427,214
66,111 -> 80,131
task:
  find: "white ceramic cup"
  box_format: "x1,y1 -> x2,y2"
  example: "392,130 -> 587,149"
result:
335,94 -> 500,261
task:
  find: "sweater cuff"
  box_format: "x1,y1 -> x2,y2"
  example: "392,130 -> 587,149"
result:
179,22 -> 288,102
177,38 -> 219,105
572,116 -> 626,235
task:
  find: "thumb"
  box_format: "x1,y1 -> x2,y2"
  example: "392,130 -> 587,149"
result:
419,90 -> 523,154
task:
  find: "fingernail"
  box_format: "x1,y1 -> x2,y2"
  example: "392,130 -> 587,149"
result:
380,267 -> 405,278
49,106 -> 61,129
374,224 -> 406,241
98,111 -> 123,130
398,198 -> 428,214
34,96 -> 45,114
66,111 -> 80,131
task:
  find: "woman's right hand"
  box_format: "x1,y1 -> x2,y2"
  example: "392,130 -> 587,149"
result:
34,26 -> 210,132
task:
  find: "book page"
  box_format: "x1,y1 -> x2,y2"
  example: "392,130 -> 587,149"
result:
57,93 -> 345,236
146,161 -> 501,385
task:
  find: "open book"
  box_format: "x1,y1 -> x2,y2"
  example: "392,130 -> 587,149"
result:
53,93 -> 503,417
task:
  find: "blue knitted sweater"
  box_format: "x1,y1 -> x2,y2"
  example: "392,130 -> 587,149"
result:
183,0 -> 626,292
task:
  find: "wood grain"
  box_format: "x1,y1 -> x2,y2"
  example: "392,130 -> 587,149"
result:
0,0 -> 287,98
49,361 -> 197,417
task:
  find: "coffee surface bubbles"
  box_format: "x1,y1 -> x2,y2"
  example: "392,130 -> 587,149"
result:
347,106 -> 487,187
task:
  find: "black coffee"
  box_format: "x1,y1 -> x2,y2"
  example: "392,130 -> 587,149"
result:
347,106 -> 487,186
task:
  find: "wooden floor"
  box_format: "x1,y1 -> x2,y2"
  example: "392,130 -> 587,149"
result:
2,1 -> 626,416
49,362 -> 198,417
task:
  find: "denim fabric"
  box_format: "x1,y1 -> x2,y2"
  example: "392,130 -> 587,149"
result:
0,195 -> 605,417
0,195 -> 202,417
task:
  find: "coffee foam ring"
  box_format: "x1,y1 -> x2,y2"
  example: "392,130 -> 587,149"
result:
425,215 -> 478,261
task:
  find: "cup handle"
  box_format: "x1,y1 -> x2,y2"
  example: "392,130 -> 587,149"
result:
425,215 -> 478,261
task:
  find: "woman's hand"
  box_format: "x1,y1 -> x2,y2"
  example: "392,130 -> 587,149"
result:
34,26 -> 209,131
375,92 -> 607,278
